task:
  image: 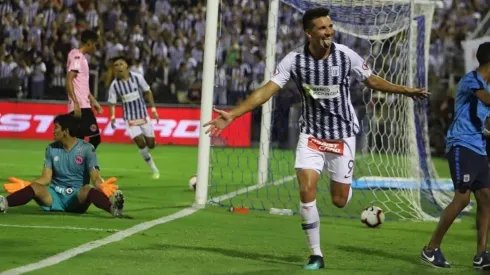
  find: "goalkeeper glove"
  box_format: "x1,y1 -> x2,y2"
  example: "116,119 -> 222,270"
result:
3,177 -> 31,194
97,177 -> 119,197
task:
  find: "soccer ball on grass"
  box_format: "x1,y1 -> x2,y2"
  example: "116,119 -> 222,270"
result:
361,206 -> 385,228
188,175 -> 197,191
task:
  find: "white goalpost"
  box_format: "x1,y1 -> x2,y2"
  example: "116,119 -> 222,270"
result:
196,0 -> 456,221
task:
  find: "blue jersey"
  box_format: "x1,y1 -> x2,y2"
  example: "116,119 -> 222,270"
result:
44,139 -> 100,189
446,71 -> 490,155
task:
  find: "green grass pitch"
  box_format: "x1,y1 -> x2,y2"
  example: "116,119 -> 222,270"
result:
0,139 -> 481,274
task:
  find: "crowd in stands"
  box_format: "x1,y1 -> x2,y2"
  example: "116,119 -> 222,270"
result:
0,0 -> 488,149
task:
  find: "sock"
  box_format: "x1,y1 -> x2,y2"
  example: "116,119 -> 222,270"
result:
346,186 -> 353,205
300,200 -> 323,257
139,147 -> 159,173
87,188 -> 112,213
6,185 -> 35,207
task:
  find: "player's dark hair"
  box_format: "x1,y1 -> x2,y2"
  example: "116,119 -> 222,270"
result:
80,30 -> 99,44
476,42 -> 490,67
302,7 -> 330,30
53,114 -> 79,137
111,56 -> 131,66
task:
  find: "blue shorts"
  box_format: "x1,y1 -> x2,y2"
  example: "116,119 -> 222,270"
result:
38,185 -> 90,213
447,146 -> 490,193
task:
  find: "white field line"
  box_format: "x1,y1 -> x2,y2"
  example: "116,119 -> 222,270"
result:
0,224 -> 119,232
0,175 -> 297,275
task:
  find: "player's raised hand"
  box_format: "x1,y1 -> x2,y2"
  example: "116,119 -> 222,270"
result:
404,87 -> 430,100
203,108 -> 234,136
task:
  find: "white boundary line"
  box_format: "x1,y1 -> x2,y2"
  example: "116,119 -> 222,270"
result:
0,175 -> 297,275
0,224 -> 119,232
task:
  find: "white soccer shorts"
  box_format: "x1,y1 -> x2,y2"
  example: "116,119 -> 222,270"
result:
294,133 -> 356,184
125,120 -> 155,139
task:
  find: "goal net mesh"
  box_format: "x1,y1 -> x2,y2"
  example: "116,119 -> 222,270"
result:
207,0 -> 454,221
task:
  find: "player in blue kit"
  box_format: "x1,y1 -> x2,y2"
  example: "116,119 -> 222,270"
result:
0,114 -> 124,217
420,42 -> 490,270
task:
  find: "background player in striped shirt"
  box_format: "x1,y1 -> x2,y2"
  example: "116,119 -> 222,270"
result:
0,114 -> 124,217
107,56 -> 160,180
66,30 -> 103,149
420,42 -> 490,270
204,7 -> 429,270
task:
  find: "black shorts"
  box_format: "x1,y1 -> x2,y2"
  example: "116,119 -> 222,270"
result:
70,108 -> 100,138
447,146 -> 490,193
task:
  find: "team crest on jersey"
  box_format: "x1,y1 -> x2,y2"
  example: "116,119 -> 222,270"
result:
90,124 -> 97,132
330,66 -> 340,77
75,156 -> 84,165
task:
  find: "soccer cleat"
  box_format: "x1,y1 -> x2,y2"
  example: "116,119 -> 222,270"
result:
473,251 -> 490,270
110,190 -> 124,218
0,195 -> 8,213
152,172 -> 160,180
420,246 -> 450,268
302,255 -> 325,270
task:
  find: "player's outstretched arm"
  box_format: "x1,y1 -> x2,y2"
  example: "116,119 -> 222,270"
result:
203,81 -> 281,136
364,75 -> 430,100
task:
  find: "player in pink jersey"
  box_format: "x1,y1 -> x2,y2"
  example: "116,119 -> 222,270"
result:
66,30 -> 103,149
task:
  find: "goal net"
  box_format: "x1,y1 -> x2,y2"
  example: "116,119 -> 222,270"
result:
206,0 -> 452,221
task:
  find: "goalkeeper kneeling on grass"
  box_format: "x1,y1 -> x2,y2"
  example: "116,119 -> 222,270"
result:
0,114 -> 124,217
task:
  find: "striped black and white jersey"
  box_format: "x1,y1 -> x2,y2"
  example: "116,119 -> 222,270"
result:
271,43 -> 373,140
107,72 -> 151,121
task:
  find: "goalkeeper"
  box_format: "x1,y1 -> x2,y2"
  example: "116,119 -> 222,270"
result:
0,114 -> 124,217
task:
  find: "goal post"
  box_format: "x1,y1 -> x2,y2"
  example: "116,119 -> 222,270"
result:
194,0 -> 220,208
197,0 -> 452,221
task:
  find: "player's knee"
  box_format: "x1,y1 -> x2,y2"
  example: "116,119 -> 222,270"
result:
89,135 -> 101,149
146,139 -> 155,149
331,195 -> 347,208
475,188 -> 490,206
134,136 -> 146,148
453,191 -> 471,208
30,182 -> 43,193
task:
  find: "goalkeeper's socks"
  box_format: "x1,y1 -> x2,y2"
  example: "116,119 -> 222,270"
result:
87,188 -> 111,213
6,185 -> 35,207
139,147 -> 159,173
300,200 -> 323,257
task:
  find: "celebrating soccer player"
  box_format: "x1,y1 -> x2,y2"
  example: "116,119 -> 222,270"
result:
107,56 -> 160,180
66,30 -> 103,149
203,7 -> 428,269
420,42 -> 490,270
0,114 -> 124,217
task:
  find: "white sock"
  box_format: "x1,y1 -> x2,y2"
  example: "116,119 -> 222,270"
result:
346,186 -> 353,205
138,147 -> 159,173
300,200 -> 322,257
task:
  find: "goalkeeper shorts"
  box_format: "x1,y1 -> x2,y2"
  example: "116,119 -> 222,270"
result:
38,185 -> 90,213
